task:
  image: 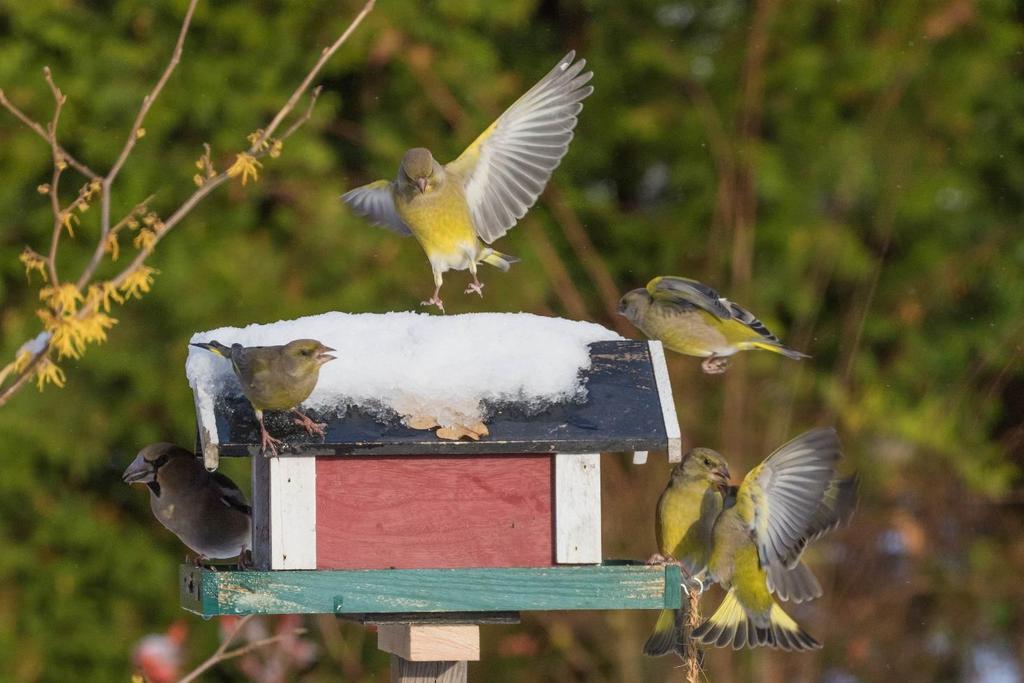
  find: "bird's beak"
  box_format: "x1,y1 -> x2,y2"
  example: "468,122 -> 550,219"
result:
711,465 -> 731,491
416,177 -> 428,194
122,454 -> 155,484
190,341 -> 228,357
316,345 -> 336,365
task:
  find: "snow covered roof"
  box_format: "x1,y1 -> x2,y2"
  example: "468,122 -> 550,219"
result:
186,312 -> 680,460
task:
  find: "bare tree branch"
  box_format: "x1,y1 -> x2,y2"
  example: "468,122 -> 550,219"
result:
0,0 -> 377,408
0,89 -> 99,179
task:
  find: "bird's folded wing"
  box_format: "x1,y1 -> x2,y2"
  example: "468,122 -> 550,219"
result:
447,51 -> 594,244
647,276 -> 734,320
740,427 -> 841,569
341,180 -> 412,236
211,471 -> 253,516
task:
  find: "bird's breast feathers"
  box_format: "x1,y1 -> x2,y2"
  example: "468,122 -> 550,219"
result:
647,305 -> 736,357
395,182 -> 482,267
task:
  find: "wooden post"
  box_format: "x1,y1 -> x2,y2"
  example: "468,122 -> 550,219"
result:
378,624 -> 478,683
389,656 -> 467,683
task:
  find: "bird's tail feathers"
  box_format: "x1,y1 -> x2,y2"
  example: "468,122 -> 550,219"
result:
747,341 -> 810,360
692,588 -> 820,651
642,608 -> 683,657
190,340 -> 232,357
479,249 -> 520,272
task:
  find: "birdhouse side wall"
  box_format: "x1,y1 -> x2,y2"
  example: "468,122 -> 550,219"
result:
251,453 -> 604,570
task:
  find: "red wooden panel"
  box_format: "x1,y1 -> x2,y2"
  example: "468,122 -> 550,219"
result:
316,455 -> 554,570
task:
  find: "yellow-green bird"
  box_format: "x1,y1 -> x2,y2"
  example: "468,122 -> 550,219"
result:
617,276 -> 808,374
643,448 -> 730,658
693,427 -> 843,650
191,339 -> 336,456
342,52 -> 593,312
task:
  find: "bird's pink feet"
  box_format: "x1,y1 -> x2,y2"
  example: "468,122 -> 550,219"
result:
420,295 -> 446,314
701,356 -> 729,374
646,553 -> 669,565
259,424 -> 285,457
464,281 -> 485,297
293,410 -> 326,437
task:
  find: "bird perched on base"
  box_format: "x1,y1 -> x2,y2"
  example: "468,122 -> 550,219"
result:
643,448 -> 730,658
694,427 -> 848,651
191,338 -> 336,456
617,276 -> 808,374
342,51 -> 594,313
122,443 -> 251,564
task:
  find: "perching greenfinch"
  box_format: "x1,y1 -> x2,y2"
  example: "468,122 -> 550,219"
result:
617,276 -> 808,374
122,443 -> 251,563
342,52 -> 593,312
693,427 -> 844,651
191,339 -> 336,456
643,448 -> 730,658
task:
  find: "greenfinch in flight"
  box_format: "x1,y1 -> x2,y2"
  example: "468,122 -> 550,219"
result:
342,52 -> 593,312
692,427 -> 847,650
617,276 -> 808,374
191,339 -> 336,456
122,443 -> 251,564
643,448 -> 730,658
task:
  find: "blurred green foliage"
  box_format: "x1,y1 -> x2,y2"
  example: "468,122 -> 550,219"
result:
1,0 -> 1022,681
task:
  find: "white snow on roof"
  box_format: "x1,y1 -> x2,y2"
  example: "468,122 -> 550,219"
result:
186,312 -> 621,427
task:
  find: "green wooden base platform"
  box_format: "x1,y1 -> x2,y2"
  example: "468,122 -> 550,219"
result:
180,562 -> 682,617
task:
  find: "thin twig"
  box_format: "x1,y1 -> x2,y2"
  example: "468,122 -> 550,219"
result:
0,350 -> 48,406
176,616 -> 307,683
0,89 -> 99,179
43,67 -> 66,285
256,0 -> 376,148
280,86 -> 324,141
99,0 -> 200,260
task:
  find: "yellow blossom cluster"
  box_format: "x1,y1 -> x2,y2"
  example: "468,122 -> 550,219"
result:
193,143 -> 217,187
19,248 -> 48,282
120,265 -> 159,300
38,307 -> 117,360
227,152 -> 262,186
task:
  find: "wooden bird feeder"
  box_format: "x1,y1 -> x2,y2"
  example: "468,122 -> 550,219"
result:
184,338 -> 682,681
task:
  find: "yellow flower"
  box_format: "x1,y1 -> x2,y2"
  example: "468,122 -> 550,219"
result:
269,139 -> 283,158
227,153 -> 262,185
86,282 -> 125,313
133,229 -> 157,251
39,283 -> 83,314
104,232 -> 120,261
34,356 -> 65,390
247,129 -> 270,151
41,309 -> 118,360
77,311 -> 118,346
60,210 -> 79,237
19,248 -> 48,282
119,265 -> 159,300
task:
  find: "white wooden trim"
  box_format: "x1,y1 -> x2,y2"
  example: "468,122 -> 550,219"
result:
632,451 -> 649,465
270,456 -> 317,569
554,452 -> 601,564
648,341 -> 683,462
192,383 -> 220,471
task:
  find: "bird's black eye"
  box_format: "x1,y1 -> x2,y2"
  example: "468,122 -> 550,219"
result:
703,457 -> 711,466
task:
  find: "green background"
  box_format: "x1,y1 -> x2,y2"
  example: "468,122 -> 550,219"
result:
1,0 -> 1022,681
